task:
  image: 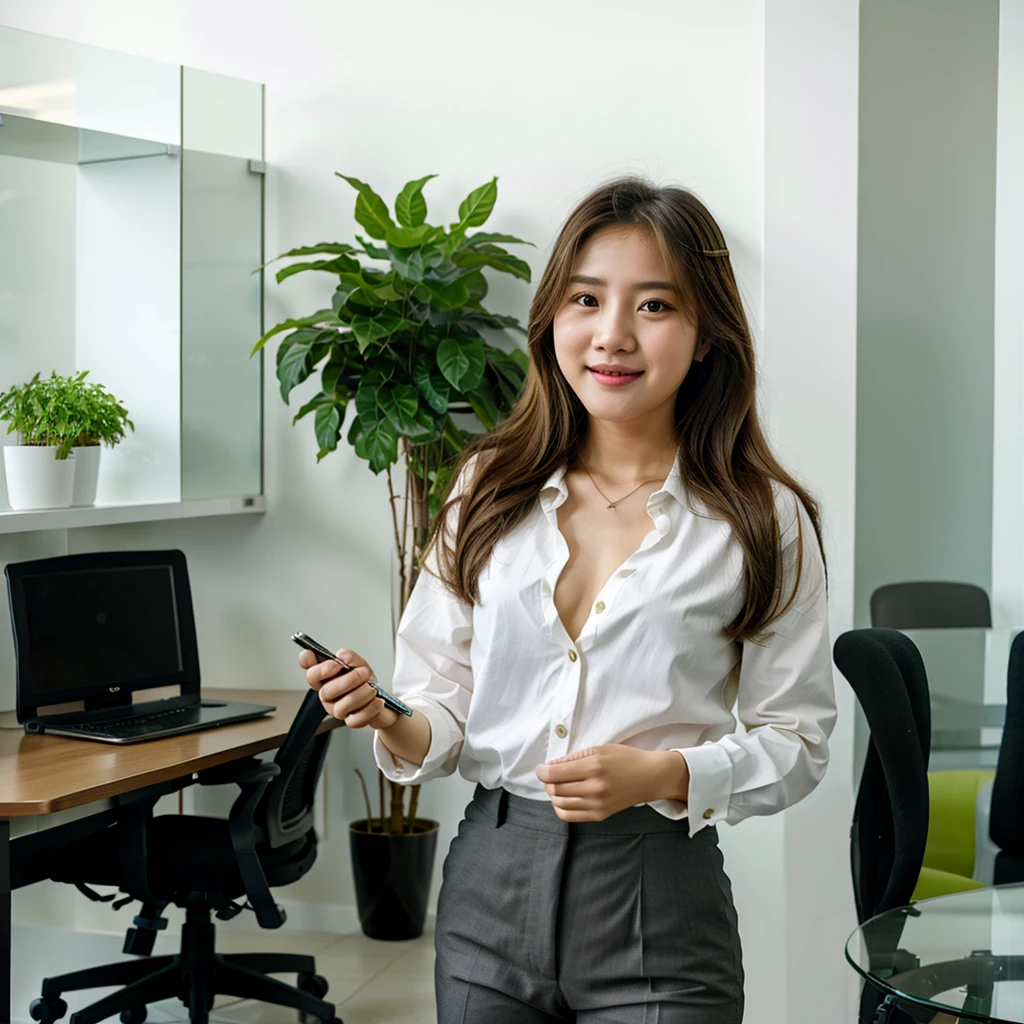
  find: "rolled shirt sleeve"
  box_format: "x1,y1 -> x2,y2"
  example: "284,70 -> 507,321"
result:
372,568 -> 474,784
372,457 -> 478,785
659,489 -> 837,837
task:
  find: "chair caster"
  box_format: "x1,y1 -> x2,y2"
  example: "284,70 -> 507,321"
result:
119,1007 -> 147,1024
297,973 -> 329,999
29,997 -> 68,1022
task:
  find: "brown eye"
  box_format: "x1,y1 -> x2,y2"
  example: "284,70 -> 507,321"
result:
641,299 -> 671,313
575,293 -> 599,308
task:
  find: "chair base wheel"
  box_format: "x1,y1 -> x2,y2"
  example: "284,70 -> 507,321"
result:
29,997 -> 68,1022
119,1007 -> 147,1024
296,972 -> 329,1000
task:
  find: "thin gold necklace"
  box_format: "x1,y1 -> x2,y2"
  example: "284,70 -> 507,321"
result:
578,459 -> 664,510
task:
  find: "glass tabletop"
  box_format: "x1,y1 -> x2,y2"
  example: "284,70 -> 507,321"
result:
846,884 -> 1024,1023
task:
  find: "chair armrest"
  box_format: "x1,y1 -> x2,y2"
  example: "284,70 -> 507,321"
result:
222,761 -> 286,929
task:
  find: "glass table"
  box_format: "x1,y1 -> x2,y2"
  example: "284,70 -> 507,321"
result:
846,884 -> 1024,1022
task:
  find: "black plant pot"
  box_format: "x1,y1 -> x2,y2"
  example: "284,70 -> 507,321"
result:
349,817 -> 439,940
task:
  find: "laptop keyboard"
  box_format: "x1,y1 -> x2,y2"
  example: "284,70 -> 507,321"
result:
61,706 -> 200,740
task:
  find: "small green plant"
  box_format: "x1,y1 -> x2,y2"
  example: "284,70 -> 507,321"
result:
0,371 -> 134,459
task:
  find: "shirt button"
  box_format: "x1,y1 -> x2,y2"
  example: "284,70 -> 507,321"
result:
567,649 -> 577,662
554,724 -> 568,739
595,601 -> 605,614
702,808 -> 714,820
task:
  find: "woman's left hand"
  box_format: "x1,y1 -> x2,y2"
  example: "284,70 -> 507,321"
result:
535,744 -> 690,822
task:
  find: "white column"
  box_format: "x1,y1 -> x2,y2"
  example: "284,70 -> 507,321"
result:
763,1 -> 861,1021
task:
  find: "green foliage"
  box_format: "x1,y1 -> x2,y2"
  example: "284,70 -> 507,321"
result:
252,173 -> 533,518
0,371 -> 134,460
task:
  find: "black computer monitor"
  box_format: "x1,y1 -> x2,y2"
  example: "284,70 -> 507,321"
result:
5,549 -> 201,722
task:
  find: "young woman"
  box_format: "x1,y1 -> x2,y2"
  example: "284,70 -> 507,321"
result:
301,177 -> 836,1023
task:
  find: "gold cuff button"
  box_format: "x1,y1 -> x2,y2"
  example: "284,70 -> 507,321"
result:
702,808 -> 714,820
595,601 -> 606,614
567,649 -> 578,662
554,724 -> 568,739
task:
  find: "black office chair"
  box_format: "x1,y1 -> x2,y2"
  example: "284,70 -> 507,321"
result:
990,630 -> 1024,884
28,690 -> 342,1024
834,628 -> 932,1024
870,581 -> 991,629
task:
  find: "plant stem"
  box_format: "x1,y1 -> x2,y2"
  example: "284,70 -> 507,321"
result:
408,785 -> 420,831
385,465 -> 407,613
353,768 -> 374,830
389,781 -> 404,834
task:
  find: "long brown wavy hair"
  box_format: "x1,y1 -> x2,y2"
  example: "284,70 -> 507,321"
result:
426,176 -> 825,642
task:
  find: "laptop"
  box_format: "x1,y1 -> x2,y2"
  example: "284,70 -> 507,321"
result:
5,549 -> 275,743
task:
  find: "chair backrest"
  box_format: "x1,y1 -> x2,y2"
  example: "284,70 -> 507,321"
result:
258,688 -> 334,850
870,581 -> 991,629
990,631 -> 1024,866
833,628 -> 931,923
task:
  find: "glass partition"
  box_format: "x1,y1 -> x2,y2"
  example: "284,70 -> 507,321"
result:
0,26 -> 264,511
180,68 -> 264,500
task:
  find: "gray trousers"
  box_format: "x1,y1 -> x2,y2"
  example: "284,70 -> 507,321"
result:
434,784 -> 744,1023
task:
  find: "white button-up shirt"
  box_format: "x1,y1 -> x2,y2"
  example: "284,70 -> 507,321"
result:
373,453 -> 836,836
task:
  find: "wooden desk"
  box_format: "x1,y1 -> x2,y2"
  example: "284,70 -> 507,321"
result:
0,688 -> 337,1024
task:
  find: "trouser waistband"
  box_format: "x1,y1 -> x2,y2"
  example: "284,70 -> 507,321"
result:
471,783 -> 715,838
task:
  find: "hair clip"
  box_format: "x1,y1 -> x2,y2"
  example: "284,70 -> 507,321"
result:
700,247 -> 730,258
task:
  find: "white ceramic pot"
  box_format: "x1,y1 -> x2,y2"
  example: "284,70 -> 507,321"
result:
3,446 -> 76,510
70,445 -> 102,506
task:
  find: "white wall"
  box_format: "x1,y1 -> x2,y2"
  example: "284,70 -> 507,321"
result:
992,0 -> 1024,627
0,2 -> 863,1021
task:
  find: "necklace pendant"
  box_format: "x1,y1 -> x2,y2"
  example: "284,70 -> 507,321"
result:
607,502 -> 617,510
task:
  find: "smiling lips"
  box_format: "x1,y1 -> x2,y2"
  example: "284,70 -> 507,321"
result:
588,366 -> 644,387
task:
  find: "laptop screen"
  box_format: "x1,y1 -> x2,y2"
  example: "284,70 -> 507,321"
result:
23,565 -> 183,696
6,549 -> 201,720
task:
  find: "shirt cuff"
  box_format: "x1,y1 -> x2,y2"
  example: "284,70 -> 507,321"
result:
371,695 -> 463,785
676,742 -> 734,837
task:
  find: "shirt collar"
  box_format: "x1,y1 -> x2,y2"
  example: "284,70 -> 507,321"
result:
539,443 -> 686,513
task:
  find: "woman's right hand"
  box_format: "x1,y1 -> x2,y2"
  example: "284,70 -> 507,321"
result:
299,647 -> 399,731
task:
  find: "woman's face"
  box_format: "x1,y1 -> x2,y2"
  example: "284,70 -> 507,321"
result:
552,224 -> 707,430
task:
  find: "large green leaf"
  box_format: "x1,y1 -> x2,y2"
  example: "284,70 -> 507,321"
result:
275,254 -> 361,284
453,245 -> 532,282
387,245 -> 427,282
395,174 -> 437,228
378,383 -> 420,435
406,406 -> 444,443
350,314 -> 418,352
277,328 -> 324,403
509,347 -> 530,373
437,335 -> 486,391
413,360 -> 451,414
385,223 -> 444,249
459,309 -> 526,333
412,278 -> 472,310
354,415 -> 399,473
336,174 -> 395,240
456,177 -> 498,229
314,402 -> 343,460
461,232 -> 534,248
254,242 -> 357,274
251,310 -> 340,356
355,235 -> 389,260
467,378 -> 500,430
293,390 -> 334,424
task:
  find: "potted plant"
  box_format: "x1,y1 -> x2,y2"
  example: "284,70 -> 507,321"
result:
252,172 -> 532,939
64,372 -> 134,506
0,371 -> 134,510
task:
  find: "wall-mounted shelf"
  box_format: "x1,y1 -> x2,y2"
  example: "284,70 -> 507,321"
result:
0,496 -> 265,535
